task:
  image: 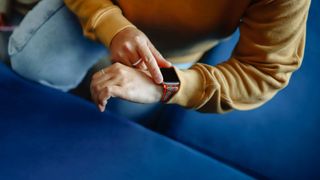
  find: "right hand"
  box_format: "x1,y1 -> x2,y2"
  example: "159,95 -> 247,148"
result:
109,27 -> 172,84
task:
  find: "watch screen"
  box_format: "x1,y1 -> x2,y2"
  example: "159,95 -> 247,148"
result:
160,68 -> 180,83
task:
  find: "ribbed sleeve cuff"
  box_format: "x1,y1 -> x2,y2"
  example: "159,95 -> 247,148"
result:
167,66 -> 205,109
92,7 -> 136,47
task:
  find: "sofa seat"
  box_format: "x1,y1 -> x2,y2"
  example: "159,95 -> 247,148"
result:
0,62 -> 252,180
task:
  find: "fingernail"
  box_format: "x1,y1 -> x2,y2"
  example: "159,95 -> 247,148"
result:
157,76 -> 163,84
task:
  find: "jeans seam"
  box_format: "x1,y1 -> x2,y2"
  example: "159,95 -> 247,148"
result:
8,3 -> 65,56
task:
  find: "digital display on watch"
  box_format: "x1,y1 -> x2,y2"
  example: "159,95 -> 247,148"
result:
160,68 -> 180,84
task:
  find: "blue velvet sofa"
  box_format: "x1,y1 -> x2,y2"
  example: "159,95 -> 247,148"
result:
0,1 -> 319,179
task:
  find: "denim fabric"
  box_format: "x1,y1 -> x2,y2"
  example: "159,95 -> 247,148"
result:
9,0 -> 107,91
8,0 -> 194,93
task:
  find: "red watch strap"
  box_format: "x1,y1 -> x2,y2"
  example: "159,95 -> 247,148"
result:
161,83 -> 180,102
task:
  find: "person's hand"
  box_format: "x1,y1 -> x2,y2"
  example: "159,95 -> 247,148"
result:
109,27 -> 171,84
90,63 -> 163,112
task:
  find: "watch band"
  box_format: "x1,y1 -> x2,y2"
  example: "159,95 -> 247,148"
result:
161,83 -> 180,102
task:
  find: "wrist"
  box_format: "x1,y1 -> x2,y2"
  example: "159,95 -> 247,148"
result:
109,26 -> 138,48
166,66 -> 204,108
159,67 -> 181,103
155,85 -> 163,102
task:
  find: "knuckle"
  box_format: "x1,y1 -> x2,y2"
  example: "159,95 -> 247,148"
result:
133,35 -> 141,43
113,62 -> 122,69
144,56 -> 153,64
112,51 -> 125,60
117,52 -> 125,60
118,68 -> 127,76
122,42 -> 132,52
137,43 -> 145,51
111,63 -> 125,75
134,35 -> 145,44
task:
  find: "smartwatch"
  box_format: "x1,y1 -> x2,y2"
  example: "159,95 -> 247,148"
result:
160,67 -> 180,102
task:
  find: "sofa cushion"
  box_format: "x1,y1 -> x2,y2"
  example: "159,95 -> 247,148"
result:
0,62 -> 252,180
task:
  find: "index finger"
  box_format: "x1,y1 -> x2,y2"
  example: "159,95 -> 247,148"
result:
137,43 -> 163,84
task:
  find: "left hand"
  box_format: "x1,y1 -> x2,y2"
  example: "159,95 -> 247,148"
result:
90,63 -> 163,112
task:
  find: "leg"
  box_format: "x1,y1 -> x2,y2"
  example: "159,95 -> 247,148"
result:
8,0 -> 107,91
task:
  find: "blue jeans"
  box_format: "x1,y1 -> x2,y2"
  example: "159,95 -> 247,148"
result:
8,0 -> 193,121
9,0 -> 107,92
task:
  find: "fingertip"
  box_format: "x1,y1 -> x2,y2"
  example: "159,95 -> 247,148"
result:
156,76 -> 163,84
158,59 -> 172,68
98,104 -> 105,112
165,61 -> 172,67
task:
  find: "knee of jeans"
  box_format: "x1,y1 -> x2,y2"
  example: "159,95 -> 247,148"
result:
8,0 -> 65,56
10,54 -> 81,92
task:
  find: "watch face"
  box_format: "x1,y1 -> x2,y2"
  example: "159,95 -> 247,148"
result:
160,68 -> 180,84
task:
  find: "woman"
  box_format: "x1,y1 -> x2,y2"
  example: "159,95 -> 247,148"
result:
9,0 -> 311,115
66,0 -> 311,113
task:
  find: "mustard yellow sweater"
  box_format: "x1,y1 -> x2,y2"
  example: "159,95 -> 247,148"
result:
64,0 -> 310,113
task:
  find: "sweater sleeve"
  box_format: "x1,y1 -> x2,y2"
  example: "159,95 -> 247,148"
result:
64,0 -> 135,47
168,0 -> 311,113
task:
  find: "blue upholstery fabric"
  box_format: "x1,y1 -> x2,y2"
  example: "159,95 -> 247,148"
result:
0,63 -> 252,180
156,1 -> 320,179
1,1 -> 319,179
